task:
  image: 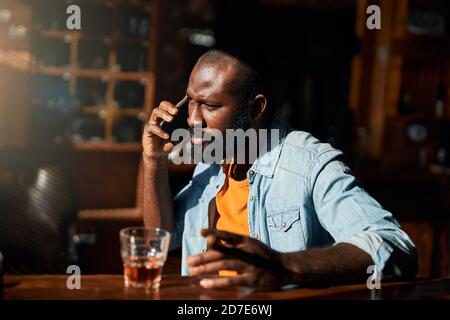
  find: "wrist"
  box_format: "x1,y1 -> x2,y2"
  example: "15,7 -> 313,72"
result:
143,154 -> 169,177
143,153 -> 168,167
278,252 -> 305,286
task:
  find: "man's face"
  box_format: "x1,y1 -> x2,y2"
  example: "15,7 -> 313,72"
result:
186,62 -> 248,146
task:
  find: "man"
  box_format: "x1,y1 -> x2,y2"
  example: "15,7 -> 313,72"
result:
142,49 -> 417,290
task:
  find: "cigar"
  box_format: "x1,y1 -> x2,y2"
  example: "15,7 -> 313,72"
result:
206,234 -> 218,250
204,233 -> 289,277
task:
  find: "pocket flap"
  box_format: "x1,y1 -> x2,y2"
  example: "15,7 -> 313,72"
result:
267,207 -> 301,232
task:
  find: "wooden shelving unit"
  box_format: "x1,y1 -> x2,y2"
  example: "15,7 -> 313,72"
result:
67,0 -> 152,8
0,1 -> 32,147
30,0 -> 161,151
350,0 -> 450,170
38,29 -> 150,46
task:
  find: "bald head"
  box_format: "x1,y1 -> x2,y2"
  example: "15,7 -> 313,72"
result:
195,49 -> 257,107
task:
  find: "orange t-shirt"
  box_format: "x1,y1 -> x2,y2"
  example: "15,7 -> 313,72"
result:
215,163 -> 250,276
215,163 -> 250,236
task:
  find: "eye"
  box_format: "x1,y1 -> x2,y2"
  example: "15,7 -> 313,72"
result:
204,103 -> 221,110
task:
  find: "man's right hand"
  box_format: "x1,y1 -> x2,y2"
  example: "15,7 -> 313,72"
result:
142,101 -> 178,231
142,100 -> 180,160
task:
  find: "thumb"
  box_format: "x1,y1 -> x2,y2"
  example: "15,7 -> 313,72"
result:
200,228 -> 245,247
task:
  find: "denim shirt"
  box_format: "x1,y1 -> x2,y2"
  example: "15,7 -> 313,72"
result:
171,120 -> 417,277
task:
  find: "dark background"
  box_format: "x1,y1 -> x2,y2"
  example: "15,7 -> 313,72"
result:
0,0 -> 450,279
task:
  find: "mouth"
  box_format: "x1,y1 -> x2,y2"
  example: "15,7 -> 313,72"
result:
189,127 -> 208,145
189,128 -> 223,147
190,135 -> 204,145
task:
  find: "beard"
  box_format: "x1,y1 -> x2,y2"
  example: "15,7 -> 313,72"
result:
188,105 -> 250,162
229,104 -> 250,132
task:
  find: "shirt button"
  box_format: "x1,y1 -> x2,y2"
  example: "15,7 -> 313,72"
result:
254,234 -> 259,239
199,197 -> 204,203
282,222 -> 287,228
248,170 -> 255,176
249,195 -> 254,201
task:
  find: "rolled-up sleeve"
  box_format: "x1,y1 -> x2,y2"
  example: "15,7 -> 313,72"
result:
309,150 -> 418,279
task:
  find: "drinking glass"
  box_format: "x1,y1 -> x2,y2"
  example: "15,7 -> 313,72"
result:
119,227 -> 171,289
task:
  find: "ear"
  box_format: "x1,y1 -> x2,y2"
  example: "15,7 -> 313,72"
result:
247,94 -> 267,120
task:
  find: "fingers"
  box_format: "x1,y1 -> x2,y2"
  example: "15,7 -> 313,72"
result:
187,249 -> 225,268
199,274 -> 254,289
199,229 -> 285,276
189,259 -> 246,276
151,107 -> 174,125
187,243 -> 255,277
159,100 -> 180,116
146,101 -> 179,139
146,123 -> 169,140
201,228 -> 246,247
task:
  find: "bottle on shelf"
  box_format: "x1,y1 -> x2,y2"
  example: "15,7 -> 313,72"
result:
49,9 -> 59,30
430,123 -> 450,174
138,18 -> 149,38
71,116 -> 105,143
398,92 -> 412,115
137,51 -> 145,71
435,83 -> 445,118
93,55 -> 106,69
113,118 -> 142,143
115,81 -> 144,108
129,16 -> 138,36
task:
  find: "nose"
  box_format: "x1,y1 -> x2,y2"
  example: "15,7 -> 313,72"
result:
187,102 -> 205,128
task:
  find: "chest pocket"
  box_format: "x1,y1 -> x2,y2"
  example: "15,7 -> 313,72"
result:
266,206 -> 305,252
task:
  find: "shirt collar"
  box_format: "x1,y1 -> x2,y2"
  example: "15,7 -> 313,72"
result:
214,117 -> 288,179
250,117 -> 288,178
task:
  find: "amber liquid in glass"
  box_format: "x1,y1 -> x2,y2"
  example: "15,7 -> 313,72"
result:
123,256 -> 163,289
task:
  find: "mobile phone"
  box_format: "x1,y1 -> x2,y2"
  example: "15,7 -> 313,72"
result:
159,95 -> 189,137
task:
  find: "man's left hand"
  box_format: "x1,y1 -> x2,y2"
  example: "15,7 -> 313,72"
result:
186,228 -> 295,290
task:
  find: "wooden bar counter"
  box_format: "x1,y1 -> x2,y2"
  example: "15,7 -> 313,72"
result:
3,275 -> 450,300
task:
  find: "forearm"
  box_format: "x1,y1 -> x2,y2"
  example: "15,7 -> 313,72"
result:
279,243 -> 374,286
142,156 -> 173,231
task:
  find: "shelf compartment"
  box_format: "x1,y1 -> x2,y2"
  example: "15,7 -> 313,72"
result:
112,117 -> 144,143
64,0 -> 152,10
33,37 -> 70,67
70,115 -> 106,143
33,65 -> 153,82
39,30 -> 150,46
114,80 -> 146,109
